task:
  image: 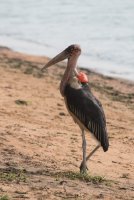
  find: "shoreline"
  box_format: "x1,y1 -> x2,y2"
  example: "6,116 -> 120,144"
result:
0,45 -> 134,107
0,45 -> 134,199
0,45 -> 133,85
0,43 -> 134,82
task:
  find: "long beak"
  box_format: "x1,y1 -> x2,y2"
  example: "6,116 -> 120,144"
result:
41,49 -> 69,72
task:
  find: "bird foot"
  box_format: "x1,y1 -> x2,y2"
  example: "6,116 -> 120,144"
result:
80,162 -> 88,174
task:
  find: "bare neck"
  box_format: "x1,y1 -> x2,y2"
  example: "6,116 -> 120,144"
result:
60,55 -> 79,96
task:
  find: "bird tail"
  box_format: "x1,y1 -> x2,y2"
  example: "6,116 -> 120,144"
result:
102,129 -> 109,152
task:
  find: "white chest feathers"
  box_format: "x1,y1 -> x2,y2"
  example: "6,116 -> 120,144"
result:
68,77 -> 82,89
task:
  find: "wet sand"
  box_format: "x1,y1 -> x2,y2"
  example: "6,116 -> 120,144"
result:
0,47 -> 134,200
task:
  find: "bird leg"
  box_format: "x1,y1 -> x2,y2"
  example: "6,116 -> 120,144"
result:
86,144 -> 101,162
80,144 -> 101,173
80,129 -> 88,174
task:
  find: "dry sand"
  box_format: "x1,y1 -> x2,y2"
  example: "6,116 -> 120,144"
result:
0,47 -> 134,200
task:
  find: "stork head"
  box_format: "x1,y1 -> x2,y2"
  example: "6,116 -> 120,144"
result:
41,44 -> 81,71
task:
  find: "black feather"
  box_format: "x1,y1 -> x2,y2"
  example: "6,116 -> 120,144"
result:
64,83 -> 109,152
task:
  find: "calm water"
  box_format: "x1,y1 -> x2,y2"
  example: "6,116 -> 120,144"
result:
0,0 -> 134,81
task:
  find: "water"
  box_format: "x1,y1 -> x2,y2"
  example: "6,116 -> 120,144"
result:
0,0 -> 134,81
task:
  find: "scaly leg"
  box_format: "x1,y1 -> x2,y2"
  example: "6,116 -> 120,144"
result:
86,144 -> 101,162
80,144 -> 101,173
80,129 -> 87,174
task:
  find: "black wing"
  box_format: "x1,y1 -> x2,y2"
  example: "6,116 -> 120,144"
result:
64,84 -> 109,152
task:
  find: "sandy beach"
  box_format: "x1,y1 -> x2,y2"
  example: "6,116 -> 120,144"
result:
0,46 -> 134,200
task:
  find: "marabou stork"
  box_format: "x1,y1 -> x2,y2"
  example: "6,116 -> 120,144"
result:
41,44 -> 109,173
